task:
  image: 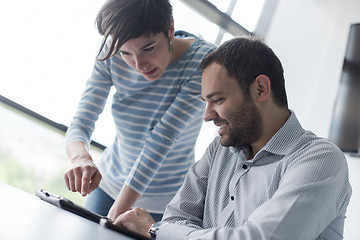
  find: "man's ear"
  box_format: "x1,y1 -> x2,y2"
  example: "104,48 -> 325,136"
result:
254,75 -> 271,103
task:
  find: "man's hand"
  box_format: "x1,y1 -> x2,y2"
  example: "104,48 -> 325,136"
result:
113,208 -> 155,239
64,158 -> 102,196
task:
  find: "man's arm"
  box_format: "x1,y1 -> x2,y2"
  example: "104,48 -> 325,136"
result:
157,141 -> 352,240
114,138 -> 351,240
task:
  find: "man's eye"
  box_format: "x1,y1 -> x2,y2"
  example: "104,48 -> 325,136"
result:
144,46 -> 154,52
214,98 -> 223,104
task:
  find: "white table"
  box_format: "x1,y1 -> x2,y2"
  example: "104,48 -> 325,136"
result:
0,183 -> 137,240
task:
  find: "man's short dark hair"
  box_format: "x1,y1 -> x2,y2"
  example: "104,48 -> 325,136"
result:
96,0 -> 173,61
200,36 -> 288,107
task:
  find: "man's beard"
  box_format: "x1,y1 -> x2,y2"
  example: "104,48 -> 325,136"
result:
220,96 -> 263,149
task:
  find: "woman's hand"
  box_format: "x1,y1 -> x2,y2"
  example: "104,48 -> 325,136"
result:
64,140 -> 102,196
64,158 -> 102,196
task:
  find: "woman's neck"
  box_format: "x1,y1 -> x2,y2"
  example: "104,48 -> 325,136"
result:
169,37 -> 195,65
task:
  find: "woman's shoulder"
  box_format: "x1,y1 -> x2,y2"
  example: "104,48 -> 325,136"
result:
175,30 -> 216,48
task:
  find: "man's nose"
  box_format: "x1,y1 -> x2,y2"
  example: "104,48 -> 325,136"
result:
204,105 -> 217,122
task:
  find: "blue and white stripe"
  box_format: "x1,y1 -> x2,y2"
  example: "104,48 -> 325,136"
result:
65,32 -> 216,212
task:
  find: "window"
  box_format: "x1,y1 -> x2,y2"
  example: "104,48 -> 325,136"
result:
0,0 -> 266,198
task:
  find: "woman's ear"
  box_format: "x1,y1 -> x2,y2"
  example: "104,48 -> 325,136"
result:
254,75 -> 271,103
168,18 -> 175,40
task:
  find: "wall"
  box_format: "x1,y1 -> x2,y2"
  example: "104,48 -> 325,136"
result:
264,0 -> 360,239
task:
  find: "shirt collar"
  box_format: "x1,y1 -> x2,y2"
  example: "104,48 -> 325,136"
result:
261,110 -> 305,156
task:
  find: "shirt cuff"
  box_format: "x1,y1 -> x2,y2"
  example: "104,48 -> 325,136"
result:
157,223 -> 197,240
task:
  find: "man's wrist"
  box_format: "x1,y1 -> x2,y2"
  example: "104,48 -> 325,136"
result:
149,221 -> 168,239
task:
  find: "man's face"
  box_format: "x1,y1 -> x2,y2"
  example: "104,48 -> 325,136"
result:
201,62 -> 263,148
119,32 -> 172,81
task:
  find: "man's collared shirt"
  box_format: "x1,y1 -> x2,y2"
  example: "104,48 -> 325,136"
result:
158,111 -> 352,240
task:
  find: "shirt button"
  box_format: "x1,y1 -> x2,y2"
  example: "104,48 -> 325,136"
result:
242,164 -> 247,169
231,196 -> 235,201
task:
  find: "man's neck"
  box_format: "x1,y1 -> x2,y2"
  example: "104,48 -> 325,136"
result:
250,108 -> 290,159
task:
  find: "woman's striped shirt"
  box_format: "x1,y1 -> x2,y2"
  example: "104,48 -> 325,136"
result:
65,32 -> 216,212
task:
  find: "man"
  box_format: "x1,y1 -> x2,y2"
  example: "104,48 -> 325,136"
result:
113,36 -> 352,240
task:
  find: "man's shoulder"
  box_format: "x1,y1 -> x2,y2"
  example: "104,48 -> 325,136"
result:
297,131 -> 343,154
285,130 -> 347,169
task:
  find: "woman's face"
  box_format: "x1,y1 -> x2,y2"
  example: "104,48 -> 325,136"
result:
119,32 -> 172,81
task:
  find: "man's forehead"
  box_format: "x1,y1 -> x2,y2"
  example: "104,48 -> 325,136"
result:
201,63 -> 239,99
202,63 -> 227,84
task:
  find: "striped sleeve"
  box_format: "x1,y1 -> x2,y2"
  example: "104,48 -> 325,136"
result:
125,69 -> 206,194
124,39 -> 216,194
65,57 -> 113,149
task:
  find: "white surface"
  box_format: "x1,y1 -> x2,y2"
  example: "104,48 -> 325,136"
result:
0,183 -> 135,240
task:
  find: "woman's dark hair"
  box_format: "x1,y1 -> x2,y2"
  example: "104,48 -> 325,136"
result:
95,0 -> 173,61
200,36 -> 288,107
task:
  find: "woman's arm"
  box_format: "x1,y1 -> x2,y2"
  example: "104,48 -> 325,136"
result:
64,140 -> 102,196
107,184 -> 140,220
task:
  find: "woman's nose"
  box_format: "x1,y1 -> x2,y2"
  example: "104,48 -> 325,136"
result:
134,55 -> 147,72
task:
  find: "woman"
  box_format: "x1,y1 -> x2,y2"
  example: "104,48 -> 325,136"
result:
64,0 -> 216,221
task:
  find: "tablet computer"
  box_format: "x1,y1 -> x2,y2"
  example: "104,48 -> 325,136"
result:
35,189 -> 150,240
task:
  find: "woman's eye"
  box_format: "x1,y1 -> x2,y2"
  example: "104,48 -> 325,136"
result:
120,51 -> 130,56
